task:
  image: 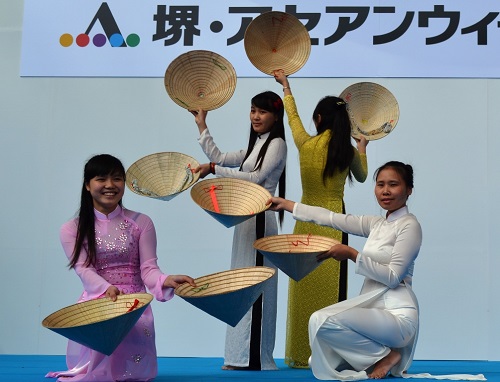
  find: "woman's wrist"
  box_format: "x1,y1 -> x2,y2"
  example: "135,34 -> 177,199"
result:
285,200 -> 295,213
209,162 -> 216,174
356,142 -> 367,154
350,248 -> 359,262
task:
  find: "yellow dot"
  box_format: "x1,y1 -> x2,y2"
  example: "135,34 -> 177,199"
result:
59,33 -> 73,47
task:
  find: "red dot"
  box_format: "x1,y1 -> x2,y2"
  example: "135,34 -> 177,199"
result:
76,34 -> 90,47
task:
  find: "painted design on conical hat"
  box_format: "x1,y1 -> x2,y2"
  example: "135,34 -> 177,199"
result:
253,234 -> 340,281
164,50 -> 237,111
340,82 -> 400,141
244,11 -> 311,75
175,267 -> 276,327
126,152 -> 200,201
190,178 -> 272,228
42,293 -> 153,356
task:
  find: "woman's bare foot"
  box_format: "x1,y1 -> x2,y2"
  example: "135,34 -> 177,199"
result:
368,349 -> 401,379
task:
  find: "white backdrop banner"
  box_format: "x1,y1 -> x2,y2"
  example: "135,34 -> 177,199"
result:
20,0 -> 500,78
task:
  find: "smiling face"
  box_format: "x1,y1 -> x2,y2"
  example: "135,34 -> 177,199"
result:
375,168 -> 412,215
86,173 -> 125,215
250,105 -> 277,135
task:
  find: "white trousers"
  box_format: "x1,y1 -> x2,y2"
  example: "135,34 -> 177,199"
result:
309,286 -> 418,380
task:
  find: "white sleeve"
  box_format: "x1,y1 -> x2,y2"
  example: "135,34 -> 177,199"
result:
293,202 -> 374,237
198,129 -> 246,167
214,138 -> 286,183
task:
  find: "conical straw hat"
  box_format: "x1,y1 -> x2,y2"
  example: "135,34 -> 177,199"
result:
244,11 -> 311,75
175,266 -> 276,327
42,293 -> 153,356
254,234 -> 340,281
126,152 -> 200,201
190,178 -> 272,228
339,82 -> 400,141
164,50 -> 237,111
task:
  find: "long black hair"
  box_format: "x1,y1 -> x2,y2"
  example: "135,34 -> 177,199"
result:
313,96 -> 355,183
68,154 -> 126,269
240,91 -> 287,225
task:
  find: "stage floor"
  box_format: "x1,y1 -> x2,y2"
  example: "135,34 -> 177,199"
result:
1,356 -> 499,382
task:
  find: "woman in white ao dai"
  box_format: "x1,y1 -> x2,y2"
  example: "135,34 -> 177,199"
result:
270,161 -> 421,380
189,91 -> 287,371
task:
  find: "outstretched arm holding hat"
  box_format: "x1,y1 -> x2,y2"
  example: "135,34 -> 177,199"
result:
274,69 -> 292,97
189,108 -> 221,179
190,108 -> 208,135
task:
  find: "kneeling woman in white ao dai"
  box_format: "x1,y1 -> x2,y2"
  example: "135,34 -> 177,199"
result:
270,161 -> 422,380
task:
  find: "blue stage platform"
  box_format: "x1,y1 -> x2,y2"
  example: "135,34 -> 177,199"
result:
1,356 -> 499,382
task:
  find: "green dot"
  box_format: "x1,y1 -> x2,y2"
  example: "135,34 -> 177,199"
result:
126,34 -> 140,47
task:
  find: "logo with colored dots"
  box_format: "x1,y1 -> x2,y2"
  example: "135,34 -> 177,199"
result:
59,2 -> 140,48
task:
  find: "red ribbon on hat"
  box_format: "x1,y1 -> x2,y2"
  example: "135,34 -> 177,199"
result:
126,299 -> 140,312
204,185 -> 222,213
291,233 -> 312,247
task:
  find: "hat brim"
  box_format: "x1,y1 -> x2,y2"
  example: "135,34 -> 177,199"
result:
340,82 -> 400,141
42,293 -> 153,355
244,11 -> 311,75
164,50 -> 237,111
175,267 -> 276,327
126,152 -> 200,201
191,178 -> 272,228
254,234 -> 340,281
